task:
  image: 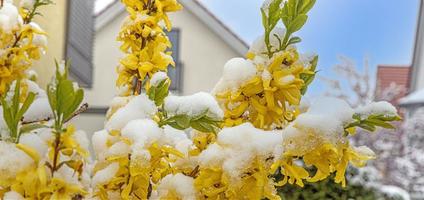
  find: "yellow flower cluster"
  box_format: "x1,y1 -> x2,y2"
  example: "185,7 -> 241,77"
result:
0,2 -> 47,95
195,159 -> 280,200
215,47 -> 315,130
0,0 -> 399,199
276,138 -> 375,188
92,129 -> 186,199
116,0 -> 182,94
0,125 -> 90,199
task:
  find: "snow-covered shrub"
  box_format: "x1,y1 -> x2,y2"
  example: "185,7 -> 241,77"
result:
0,0 -> 402,199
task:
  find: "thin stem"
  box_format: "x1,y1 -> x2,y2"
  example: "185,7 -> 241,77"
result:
50,131 -> 61,176
64,103 -> 88,123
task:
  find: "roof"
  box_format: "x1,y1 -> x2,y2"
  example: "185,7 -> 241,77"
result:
399,88 -> 424,106
375,65 -> 411,106
94,0 -> 249,56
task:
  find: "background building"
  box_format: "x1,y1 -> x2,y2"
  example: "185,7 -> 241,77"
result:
375,65 -> 410,108
400,2 -> 424,114
67,0 -> 248,133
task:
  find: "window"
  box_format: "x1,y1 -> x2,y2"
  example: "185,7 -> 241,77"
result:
167,29 -> 182,91
66,0 -> 95,87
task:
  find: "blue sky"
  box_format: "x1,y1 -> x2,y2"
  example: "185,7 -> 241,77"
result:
199,0 -> 420,96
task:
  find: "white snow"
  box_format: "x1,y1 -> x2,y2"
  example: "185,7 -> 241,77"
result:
261,0 -> 287,16
53,165 -> 80,185
19,0 -> 35,9
0,141 -> 33,181
199,123 -> 283,179
21,80 -> 52,122
129,146 -> 151,168
249,27 -> 286,55
106,94 -> 157,131
0,2 -> 20,32
355,101 -> 397,117
295,97 -> 354,133
23,98 -> 53,122
121,119 -> 162,147
19,133 -> 48,157
27,22 -> 47,47
150,173 -> 196,200
380,185 -> 411,200
3,191 -> 24,200
91,162 -> 120,187
25,80 -> 46,97
353,146 -> 375,158
282,97 -> 354,154
212,58 -> 257,94
73,130 -> 90,152
262,69 -> 272,81
164,92 -> 224,120
399,88 -> 424,105
106,141 -> 131,157
297,52 -> 317,68
278,75 -> 295,85
92,130 -> 109,156
57,60 -> 66,76
150,71 -> 168,87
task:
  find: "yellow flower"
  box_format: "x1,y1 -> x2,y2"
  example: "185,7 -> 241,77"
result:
194,159 -> 280,199
116,0 -> 181,94
39,178 -> 87,200
190,131 -> 217,156
215,46 -> 315,130
271,157 -> 309,187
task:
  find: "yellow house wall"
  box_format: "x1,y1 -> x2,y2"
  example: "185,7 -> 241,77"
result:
31,0 -> 68,88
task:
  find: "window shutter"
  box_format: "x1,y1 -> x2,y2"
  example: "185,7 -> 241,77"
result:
66,0 -> 95,87
167,29 -> 182,91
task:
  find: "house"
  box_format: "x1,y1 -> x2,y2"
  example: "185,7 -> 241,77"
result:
70,0 -> 249,133
375,65 -> 410,108
31,0 -> 74,88
399,1 -> 424,114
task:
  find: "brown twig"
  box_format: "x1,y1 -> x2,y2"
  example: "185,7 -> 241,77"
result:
21,117 -> 51,125
64,103 -> 89,123
21,103 -> 88,125
51,131 -> 61,175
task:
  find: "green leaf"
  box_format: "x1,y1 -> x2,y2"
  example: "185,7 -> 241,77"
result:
192,110 -> 208,121
166,121 -> 185,130
47,84 -> 57,115
190,120 -> 216,133
287,36 -> 302,46
147,86 -> 156,101
64,88 -> 84,121
12,79 -> 21,115
16,92 -> 36,121
365,118 -> 395,129
20,124 -> 49,134
174,115 -> 191,129
288,14 -> 308,34
1,98 -> 14,135
358,123 -> 376,132
281,3 -> 292,27
298,0 -> 316,14
268,0 -> 283,30
309,55 -> 318,71
148,79 -> 170,106
261,8 -> 269,31
287,0 -> 297,20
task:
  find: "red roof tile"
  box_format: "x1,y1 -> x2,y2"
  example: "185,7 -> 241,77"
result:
375,65 -> 411,107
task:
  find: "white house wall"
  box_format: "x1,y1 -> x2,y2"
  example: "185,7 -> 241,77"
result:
73,8 -> 244,133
